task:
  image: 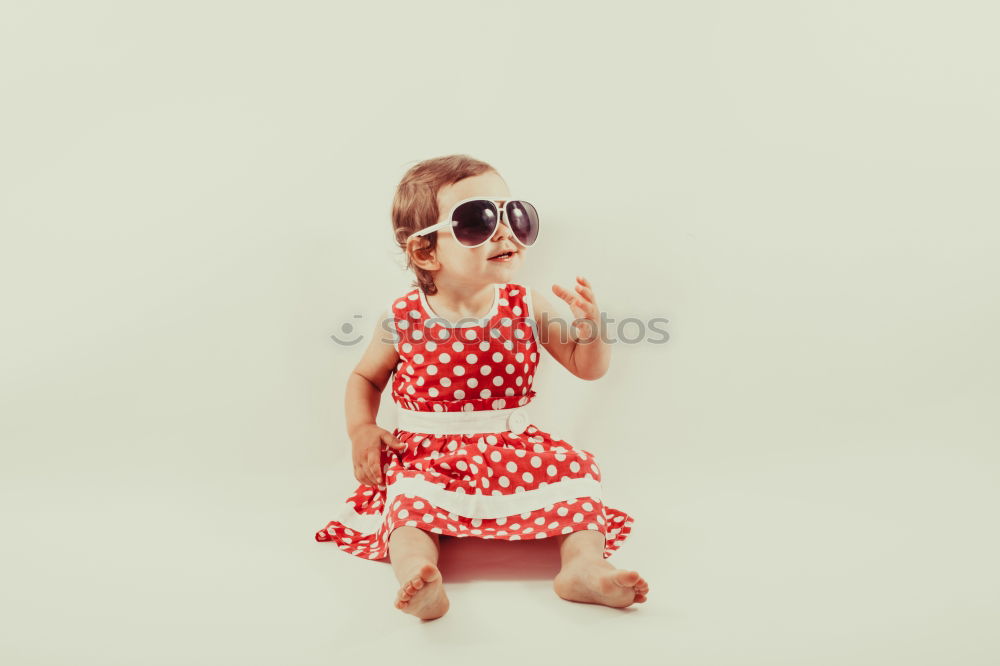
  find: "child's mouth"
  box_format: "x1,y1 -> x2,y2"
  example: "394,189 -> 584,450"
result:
488,252 -> 514,262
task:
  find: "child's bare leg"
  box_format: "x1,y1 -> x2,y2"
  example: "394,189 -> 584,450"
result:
552,529 -> 649,608
387,525 -> 449,620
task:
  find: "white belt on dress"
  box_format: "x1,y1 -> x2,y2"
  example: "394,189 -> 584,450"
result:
394,404 -> 530,435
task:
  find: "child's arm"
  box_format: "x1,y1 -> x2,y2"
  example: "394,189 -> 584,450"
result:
529,276 -> 610,381
346,309 -> 399,441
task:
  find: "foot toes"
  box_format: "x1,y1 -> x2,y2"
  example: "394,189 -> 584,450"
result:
612,570 -> 640,588
395,563 -> 446,617
417,563 -> 440,584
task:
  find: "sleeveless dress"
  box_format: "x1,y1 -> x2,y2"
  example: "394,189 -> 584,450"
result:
314,282 -> 635,560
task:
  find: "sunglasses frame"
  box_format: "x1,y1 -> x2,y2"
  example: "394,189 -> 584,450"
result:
405,196 -> 539,250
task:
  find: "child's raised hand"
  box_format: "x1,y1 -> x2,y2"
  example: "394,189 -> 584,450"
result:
551,276 -> 600,341
350,423 -> 405,487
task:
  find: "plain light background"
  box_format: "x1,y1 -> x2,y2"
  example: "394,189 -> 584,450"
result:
2,1 -> 998,665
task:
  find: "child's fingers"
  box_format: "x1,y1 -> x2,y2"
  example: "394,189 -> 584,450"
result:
381,432 -> 405,451
354,465 -> 369,486
552,284 -> 581,309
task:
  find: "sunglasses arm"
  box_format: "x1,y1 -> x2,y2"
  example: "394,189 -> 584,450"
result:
406,220 -> 453,242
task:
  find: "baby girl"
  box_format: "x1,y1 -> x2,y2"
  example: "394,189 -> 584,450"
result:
315,154 -> 648,619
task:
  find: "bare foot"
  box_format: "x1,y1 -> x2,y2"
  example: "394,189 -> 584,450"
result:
553,559 -> 649,608
394,561 -> 449,620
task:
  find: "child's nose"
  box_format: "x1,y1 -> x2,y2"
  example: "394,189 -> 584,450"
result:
493,214 -> 514,239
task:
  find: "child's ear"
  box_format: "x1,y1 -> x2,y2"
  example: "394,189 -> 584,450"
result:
407,238 -> 439,269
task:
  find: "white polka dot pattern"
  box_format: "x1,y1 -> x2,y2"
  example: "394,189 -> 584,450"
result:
314,283 -> 636,561
315,426 -> 636,560
388,283 -> 539,412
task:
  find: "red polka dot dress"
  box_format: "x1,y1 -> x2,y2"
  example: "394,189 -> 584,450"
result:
314,282 -> 635,560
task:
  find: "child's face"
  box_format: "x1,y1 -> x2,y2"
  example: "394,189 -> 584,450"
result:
414,171 -> 526,285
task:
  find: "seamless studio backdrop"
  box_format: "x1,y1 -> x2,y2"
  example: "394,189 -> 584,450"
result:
2,2 -> 998,666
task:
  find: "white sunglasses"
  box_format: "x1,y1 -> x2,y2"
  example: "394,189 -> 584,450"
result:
405,197 -> 540,249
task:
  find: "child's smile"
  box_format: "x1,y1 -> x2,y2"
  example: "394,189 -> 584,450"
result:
486,243 -> 520,264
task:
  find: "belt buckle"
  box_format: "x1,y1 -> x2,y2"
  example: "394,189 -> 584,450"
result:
506,408 -> 528,435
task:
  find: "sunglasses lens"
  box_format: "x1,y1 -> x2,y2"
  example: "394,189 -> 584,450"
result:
506,201 -> 539,246
451,200 -> 498,247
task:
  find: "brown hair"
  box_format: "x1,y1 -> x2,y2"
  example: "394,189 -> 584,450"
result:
391,154 -> 501,296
